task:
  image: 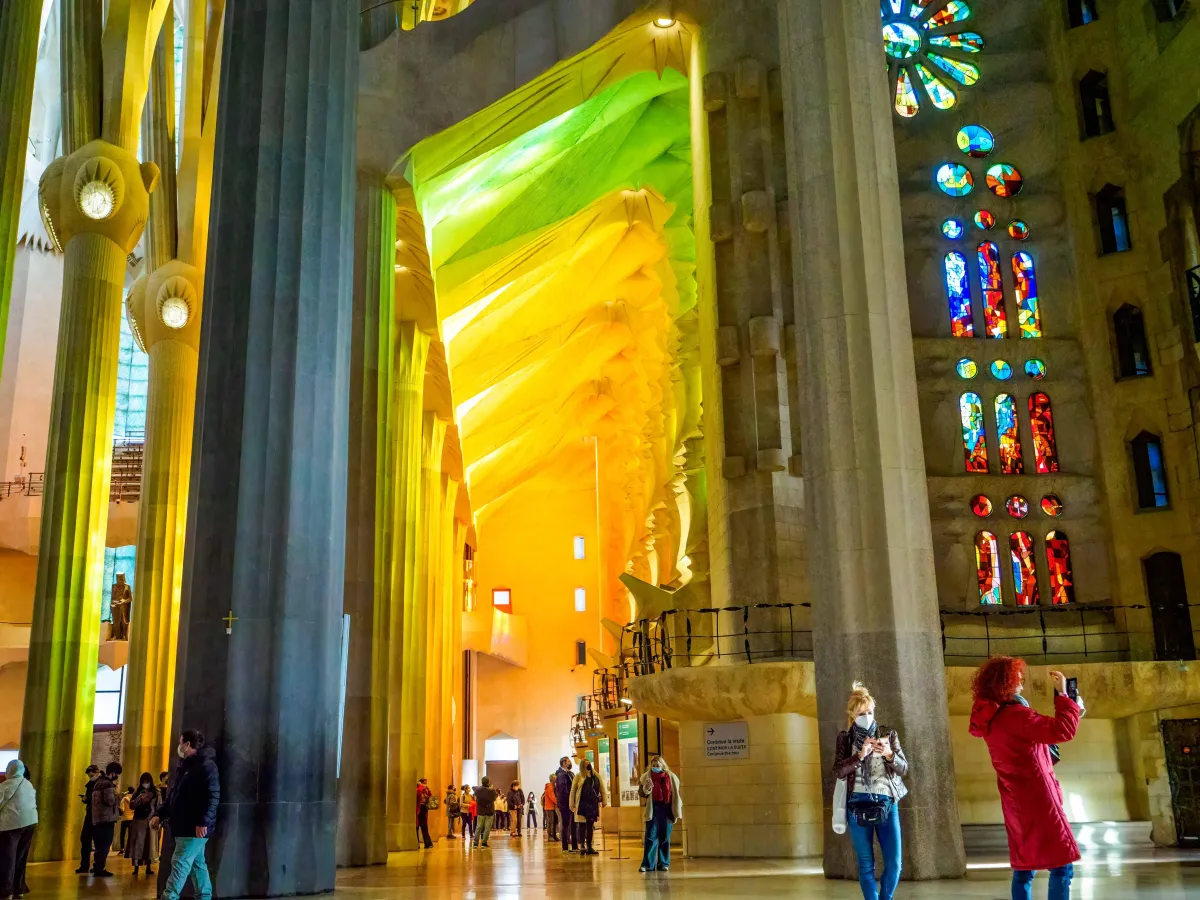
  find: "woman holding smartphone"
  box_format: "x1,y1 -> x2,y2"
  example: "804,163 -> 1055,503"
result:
969,658 -> 1083,900
831,682 -> 909,900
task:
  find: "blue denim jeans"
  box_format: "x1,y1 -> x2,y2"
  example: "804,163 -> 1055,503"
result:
640,800 -> 674,870
847,799 -> 902,900
1012,864 -> 1073,900
161,836 -> 211,900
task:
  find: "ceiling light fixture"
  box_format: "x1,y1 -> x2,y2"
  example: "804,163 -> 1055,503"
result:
654,16 -> 676,28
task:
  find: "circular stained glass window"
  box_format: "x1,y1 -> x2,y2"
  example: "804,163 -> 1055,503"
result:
974,210 -> 996,230
990,360 -> 1013,380
1040,495 -> 1064,517
936,163 -> 974,197
1007,496 -> 1030,518
971,494 -> 993,517
943,218 -> 965,239
1025,359 -> 1046,379
986,164 -> 1023,197
957,125 -> 995,158
1008,220 -> 1030,240
956,358 -> 978,379
883,21 -> 922,60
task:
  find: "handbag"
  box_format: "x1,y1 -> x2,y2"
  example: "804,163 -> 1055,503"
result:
832,778 -> 848,835
426,795 -> 439,810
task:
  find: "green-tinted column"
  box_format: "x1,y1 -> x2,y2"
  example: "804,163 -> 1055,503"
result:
0,0 -> 43,376
59,0 -> 102,155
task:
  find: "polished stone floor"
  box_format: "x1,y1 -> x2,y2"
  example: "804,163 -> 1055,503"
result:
29,829 -> 1200,898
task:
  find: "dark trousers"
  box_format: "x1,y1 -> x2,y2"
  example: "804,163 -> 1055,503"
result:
559,808 -> 576,850
459,813 -> 474,840
0,826 -> 27,895
416,810 -> 432,848
13,824 -> 33,894
576,818 -> 595,851
119,819 -> 131,850
79,820 -> 93,870
527,807 -> 538,828
92,821 -> 116,873
544,808 -> 557,840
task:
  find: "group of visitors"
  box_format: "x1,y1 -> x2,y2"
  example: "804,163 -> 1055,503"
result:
833,658 -> 1086,900
78,763 -> 169,879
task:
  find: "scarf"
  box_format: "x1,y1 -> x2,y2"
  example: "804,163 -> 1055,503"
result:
848,720 -> 879,786
650,769 -> 672,803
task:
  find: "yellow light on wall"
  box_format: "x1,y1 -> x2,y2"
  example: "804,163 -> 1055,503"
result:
654,16 -> 676,27
79,181 -> 115,220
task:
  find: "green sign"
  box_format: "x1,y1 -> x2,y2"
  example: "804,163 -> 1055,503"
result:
598,737 -> 610,753
585,750 -> 595,763
616,719 -> 638,739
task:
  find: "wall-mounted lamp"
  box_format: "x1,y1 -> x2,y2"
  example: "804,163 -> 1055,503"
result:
654,16 -> 676,27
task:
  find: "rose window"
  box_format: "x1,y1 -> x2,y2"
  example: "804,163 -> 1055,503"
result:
881,0 -> 985,118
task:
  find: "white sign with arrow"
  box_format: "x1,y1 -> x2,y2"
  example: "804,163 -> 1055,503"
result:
704,721 -> 750,759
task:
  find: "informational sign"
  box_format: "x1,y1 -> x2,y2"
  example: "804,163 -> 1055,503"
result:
617,719 -> 640,807
704,721 -> 750,759
597,738 -> 612,805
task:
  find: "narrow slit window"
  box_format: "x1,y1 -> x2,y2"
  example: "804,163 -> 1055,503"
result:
574,587 -> 586,612
978,242 -> 1008,338
1131,431 -> 1169,509
945,251 -> 975,337
1079,71 -> 1114,137
976,531 -> 1002,605
573,535 -> 586,559
1028,393 -> 1060,473
575,641 -> 588,666
960,393 -> 989,473
1011,252 -> 1043,338
1010,532 -> 1040,606
995,394 -> 1024,475
1068,0 -> 1098,26
1045,531 -> 1076,605
1096,185 -> 1132,254
1113,304 -> 1152,378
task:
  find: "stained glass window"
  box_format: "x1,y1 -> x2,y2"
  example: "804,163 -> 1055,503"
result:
937,163 -> 974,196
995,394 -> 1023,474
1131,432 -> 1169,509
957,358 -> 978,378
957,125 -> 994,157
1010,532 -> 1040,606
960,392 -> 988,473
928,53 -> 979,86
883,2 -> 984,118
990,360 -> 1012,380
916,63 -> 957,109
1008,220 -> 1030,240
114,304 -> 149,442
1028,392 -> 1060,473
943,218 -> 965,239
1045,531 -> 1075,604
977,242 -> 1008,338
1097,185 -> 1132,253
1011,252 -> 1043,338
976,531 -> 1002,605
970,494 -> 992,516
944,252 -> 974,337
927,1 -> 971,28
974,210 -> 995,229
1040,495 -> 1063,516
986,164 -> 1023,197
895,68 -> 920,117
929,32 -> 985,52
1025,359 -> 1047,379
1006,495 -> 1029,518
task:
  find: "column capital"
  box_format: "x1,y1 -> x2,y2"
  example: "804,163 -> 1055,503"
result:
128,260 -> 204,352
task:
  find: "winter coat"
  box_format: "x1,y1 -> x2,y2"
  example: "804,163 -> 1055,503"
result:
91,775 -> 120,824
831,728 -> 909,799
130,786 -> 159,821
445,790 -> 461,815
505,789 -> 525,810
155,746 -> 220,833
569,773 -> 606,821
553,767 -> 574,810
473,785 -> 498,816
969,692 -> 1082,871
0,777 -> 37,831
638,769 -> 682,823
541,784 -> 556,810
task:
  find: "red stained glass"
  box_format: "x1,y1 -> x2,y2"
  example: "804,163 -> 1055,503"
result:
1010,532 -> 1040,606
1045,530 -> 1075,605
971,494 -> 993,516
978,242 -> 1008,338
1040,495 -> 1063,516
1028,392 -> 1060,473
1006,495 -> 1029,518
960,393 -> 988,473
976,531 -> 1002,605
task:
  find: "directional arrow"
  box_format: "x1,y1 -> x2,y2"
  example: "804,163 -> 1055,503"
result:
707,728 -> 714,736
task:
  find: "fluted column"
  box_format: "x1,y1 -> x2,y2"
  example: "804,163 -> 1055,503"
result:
385,320 -> 429,851
140,8 -> 178,272
338,173 -> 396,867
172,2 -> 357,896
59,0 -> 101,155
780,0 -> 965,880
437,480 -> 461,799
0,0 -> 42,375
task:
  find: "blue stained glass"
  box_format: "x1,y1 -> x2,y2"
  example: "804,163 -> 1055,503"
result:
957,358 -> 978,378
1025,359 -> 1047,379
990,360 -> 1012,380
945,252 -> 974,337
943,218 -> 965,239
957,125 -> 994,158
961,392 -> 988,472
936,163 -> 973,196
1147,442 -> 1168,507
928,32 -> 985,53
114,304 -> 149,442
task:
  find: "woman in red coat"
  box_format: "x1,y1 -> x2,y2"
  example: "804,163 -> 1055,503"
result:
969,658 -> 1083,900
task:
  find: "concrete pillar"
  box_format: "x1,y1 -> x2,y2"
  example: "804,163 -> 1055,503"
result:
59,0 -> 101,155
171,1 -> 357,895
385,320 -> 429,851
779,0 -> 966,880
0,0 -> 43,375
415,412 -> 447,813
337,173 -> 396,867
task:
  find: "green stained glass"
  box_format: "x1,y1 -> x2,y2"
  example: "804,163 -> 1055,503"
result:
1025,359 -> 1047,379
908,0 -> 934,18
915,62 -> 956,109
956,358 -> 978,378
929,31 -> 985,52
957,124 -> 994,157
986,163 -> 1023,197
936,163 -> 973,196
884,22 -> 922,59
928,52 -> 979,85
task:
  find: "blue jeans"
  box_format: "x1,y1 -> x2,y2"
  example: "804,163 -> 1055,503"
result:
161,836 -> 211,900
1012,864 -> 1073,900
847,800 -> 901,900
640,800 -> 674,870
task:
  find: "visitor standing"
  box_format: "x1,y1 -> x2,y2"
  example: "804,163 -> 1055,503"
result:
415,778 -> 434,849
468,789 -> 478,839
526,789 -> 538,830
459,786 -> 474,842
118,787 -> 134,851
472,778 -> 498,849
505,782 -> 525,836
638,755 -> 682,873
125,772 -> 160,876
150,729 -> 220,900
0,760 -> 37,899
832,682 -> 908,900
542,775 -> 557,842
568,758 -> 605,856
76,764 -> 100,874
969,659 -> 1083,900
494,793 -> 507,832
444,784 -> 460,839
554,757 -> 577,852
90,761 -> 123,877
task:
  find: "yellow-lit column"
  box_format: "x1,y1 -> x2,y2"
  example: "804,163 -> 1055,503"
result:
385,322 -> 429,851
416,413 -> 446,835
437,482 -> 460,800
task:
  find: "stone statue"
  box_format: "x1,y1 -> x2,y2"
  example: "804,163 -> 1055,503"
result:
109,573 -> 132,642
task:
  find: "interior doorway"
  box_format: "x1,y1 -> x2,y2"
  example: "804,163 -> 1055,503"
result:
1163,719 -> 1200,845
485,760 -> 519,794
1144,551 -> 1196,661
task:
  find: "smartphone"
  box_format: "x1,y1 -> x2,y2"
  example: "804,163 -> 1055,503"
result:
1065,677 -> 1078,701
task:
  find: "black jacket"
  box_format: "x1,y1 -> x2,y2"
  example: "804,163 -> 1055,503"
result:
155,746 -> 220,833
473,785 -> 498,816
553,767 -> 574,809
505,789 -> 525,809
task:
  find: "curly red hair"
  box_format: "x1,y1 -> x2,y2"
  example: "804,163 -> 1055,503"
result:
972,656 -> 1026,702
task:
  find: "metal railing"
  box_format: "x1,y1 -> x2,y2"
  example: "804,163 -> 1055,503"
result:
570,698 -> 602,748
0,436 -> 146,504
0,473 -> 44,500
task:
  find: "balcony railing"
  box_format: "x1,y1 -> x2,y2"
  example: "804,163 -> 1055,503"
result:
570,697 -> 603,748
0,473 -> 44,500
0,437 -> 145,504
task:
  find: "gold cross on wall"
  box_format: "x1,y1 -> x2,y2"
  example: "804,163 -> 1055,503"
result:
223,611 -> 238,635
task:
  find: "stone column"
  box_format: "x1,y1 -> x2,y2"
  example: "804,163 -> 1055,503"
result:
59,0 -> 101,155
779,0 -> 965,880
414,412 -> 446,820
385,320 -> 429,851
172,2 -> 357,896
337,172 -> 396,867
0,0 -> 43,374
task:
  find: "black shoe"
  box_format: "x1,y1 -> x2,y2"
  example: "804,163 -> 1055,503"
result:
75,868 -> 89,874
94,870 -> 114,877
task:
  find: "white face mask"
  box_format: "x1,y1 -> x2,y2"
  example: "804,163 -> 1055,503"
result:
855,713 -> 875,730
176,744 -> 186,759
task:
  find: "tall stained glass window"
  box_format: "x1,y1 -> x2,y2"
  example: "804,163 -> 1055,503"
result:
995,394 -> 1023,474
945,252 -> 974,337
1045,531 -> 1075,604
1011,252 -> 1043,338
1028,392 -> 1059,473
960,393 -> 988,473
977,242 -> 1008,338
1010,532 -> 1040,606
976,531 -> 1002,605
114,305 -> 149,442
